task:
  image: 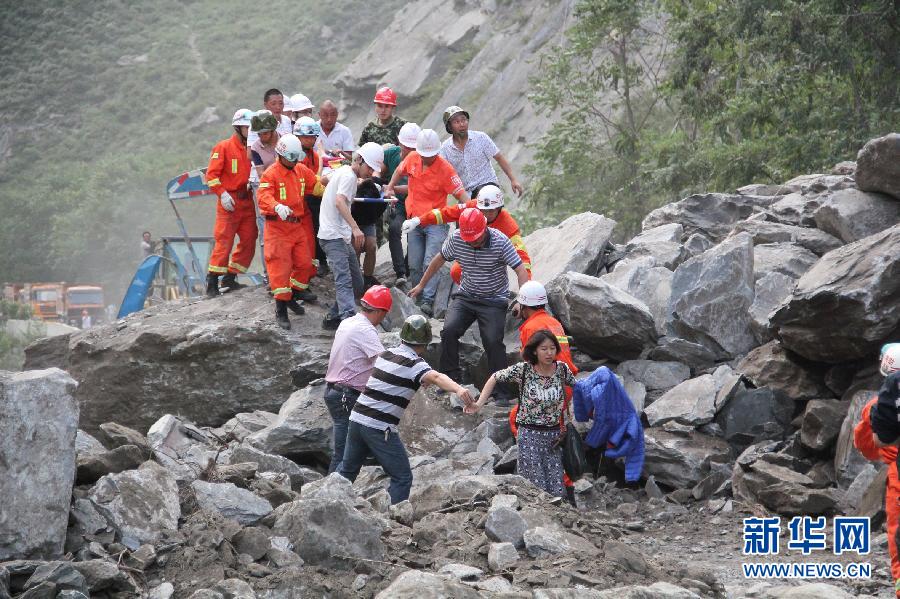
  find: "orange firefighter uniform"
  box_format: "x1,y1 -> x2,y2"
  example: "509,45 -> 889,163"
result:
416,200 -> 532,284
509,308 -> 579,491
854,397 -> 900,596
257,160 -> 319,300
206,134 -> 256,275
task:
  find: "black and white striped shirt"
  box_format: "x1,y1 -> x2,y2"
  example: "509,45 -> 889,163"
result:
441,228 -> 523,301
349,344 -> 433,431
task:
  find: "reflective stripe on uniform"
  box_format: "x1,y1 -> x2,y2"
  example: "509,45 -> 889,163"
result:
231,158 -> 238,174
895,579 -> 900,591
272,287 -> 292,296
556,335 -> 569,345
432,209 -> 444,225
510,234 -> 526,250
259,182 -> 270,188
211,152 -> 219,159
208,265 -> 228,274
524,262 -> 532,270
290,278 -> 309,290
207,178 -> 221,187
228,262 -> 248,273
279,184 -> 286,201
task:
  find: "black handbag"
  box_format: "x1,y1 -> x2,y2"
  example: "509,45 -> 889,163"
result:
561,422 -> 587,481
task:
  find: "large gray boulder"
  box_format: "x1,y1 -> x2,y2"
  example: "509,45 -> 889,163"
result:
736,341 -> 831,400
667,233 -> 756,358
519,212 -> 617,286
643,429 -> 731,488
800,400 -> 851,452
601,258 -> 673,335
834,389 -> 879,488
716,385 -> 794,448
771,224 -> 900,363
729,218 -> 842,256
190,481 -> 273,525
246,384 -> 332,463
752,242 -> 818,282
229,445 -> 321,491
615,360 -> 690,393
642,193 -> 777,241
767,193 -> 823,227
813,188 -> 900,243
88,461 -> 180,546
622,223 -> 688,269
0,369 -> 78,560
547,272 -> 658,361
855,133 -> 900,200
750,272 -> 797,344
23,287 -> 334,433
733,448 -> 837,516
374,570 -> 481,599
643,367 -> 739,427
272,486 -> 384,568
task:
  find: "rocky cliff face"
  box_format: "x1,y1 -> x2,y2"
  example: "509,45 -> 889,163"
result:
335,0 -> 576,168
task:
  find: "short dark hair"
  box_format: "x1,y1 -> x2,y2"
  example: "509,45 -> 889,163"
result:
522,329 -> 560,365
264,88 -> 283,102
142,231 -> 151,236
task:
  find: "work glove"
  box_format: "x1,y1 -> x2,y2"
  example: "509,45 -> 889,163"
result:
401,217 -> 421,235
220,191 -> 235,212
274,204 -> 293,221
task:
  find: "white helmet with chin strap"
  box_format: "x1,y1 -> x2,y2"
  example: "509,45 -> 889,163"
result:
516,280 -> 547,307
232,108 -> 254,127
476,184 -> 504,210
881,343 -> 900,376
275,134 -> 304,162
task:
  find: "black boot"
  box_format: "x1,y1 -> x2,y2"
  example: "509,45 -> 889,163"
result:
292,288 -> 318,303
286,299 -> 305,315
206,274 -> 220,298
275,300 -> 291,330
220,272 -> 246,292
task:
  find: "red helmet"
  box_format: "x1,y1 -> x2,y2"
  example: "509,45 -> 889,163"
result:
373,86 -> 397,106
361,285 -> 393,311
458,208 -> 487,242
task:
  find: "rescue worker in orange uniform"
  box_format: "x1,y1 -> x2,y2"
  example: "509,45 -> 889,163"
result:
256,134 -> 319,329
294,117 -> 329,273
508,280 -> 578,505
854,343 -> 900,596
401,184 -> 531,285
206,108 -> 257,297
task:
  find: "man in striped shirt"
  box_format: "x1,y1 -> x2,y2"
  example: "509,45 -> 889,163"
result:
338,315 -> 474,504
409,208 -> 529,405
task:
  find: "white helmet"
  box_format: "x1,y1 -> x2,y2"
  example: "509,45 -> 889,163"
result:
282,95 -> 294,113
398,122 -> 421,149
275,134 -> 304,162
416,128 -> 441,158
290,93 -> 314,112
476,184 -> 504,209
357,142 -> 385,174
881,343 -> 900,376
517,280 -> 548,307
293,116 -> 320,137
232,108 -> 254,127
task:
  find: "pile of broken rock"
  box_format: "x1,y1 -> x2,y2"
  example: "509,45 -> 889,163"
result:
3,133 -> 899,598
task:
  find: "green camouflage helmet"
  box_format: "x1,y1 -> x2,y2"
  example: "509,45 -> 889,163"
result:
442,105 -> 469,134
399,314 -> 432,345
251,110 -> 279,133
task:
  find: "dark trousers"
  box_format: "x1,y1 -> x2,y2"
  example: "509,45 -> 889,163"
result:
387,200 -> 408,278
305,195 -> 327,267
338,421 -> 413,504
323,385 -> 359,473
440,292 -> 512,400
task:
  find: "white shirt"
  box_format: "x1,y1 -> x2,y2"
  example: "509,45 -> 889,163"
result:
318,165 -> 358,242
246,115 -> 293,147
439,130 -> 501,192
317,122 -> 355,154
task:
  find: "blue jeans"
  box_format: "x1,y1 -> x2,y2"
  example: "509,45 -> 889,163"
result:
320,237 -> 364,319
323,385 -> 359,473
338,421 -> 413,504
407,224 -> 448,303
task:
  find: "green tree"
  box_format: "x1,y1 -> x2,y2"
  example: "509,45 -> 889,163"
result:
524,0 -> 675,235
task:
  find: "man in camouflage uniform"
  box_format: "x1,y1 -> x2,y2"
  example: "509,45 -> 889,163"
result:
358,86 -> 407,146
